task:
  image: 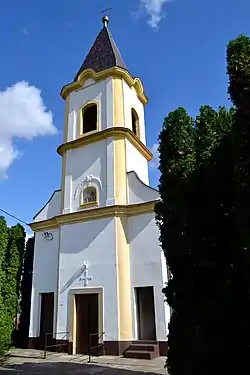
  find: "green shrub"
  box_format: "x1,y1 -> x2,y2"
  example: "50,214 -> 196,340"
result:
0,306 -> 12,364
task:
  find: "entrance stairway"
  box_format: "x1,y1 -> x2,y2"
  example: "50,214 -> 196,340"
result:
124,341 -> 159,360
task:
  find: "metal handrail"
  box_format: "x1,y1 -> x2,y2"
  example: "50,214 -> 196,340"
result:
88,331 -> 105,363
44,331 -> 69,359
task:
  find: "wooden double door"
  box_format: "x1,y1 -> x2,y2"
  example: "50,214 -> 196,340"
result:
75,293 -> 99,355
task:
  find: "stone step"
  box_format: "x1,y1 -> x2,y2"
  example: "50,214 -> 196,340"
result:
128,344 -> 158,352
124,350 -> 158,360
133,340 -> 158,345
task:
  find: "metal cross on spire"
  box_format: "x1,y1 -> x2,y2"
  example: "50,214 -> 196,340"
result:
101,1 -> 112,27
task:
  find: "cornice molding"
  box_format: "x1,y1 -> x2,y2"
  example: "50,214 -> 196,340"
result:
60,67 -> 148,106
30,200 -> 158,232
57,127 -> 153,161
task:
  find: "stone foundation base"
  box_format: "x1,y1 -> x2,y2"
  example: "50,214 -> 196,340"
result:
28,337 -> 69,353
28,337 -> 168,356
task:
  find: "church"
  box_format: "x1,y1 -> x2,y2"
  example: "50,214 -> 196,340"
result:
28,15 -> 170,359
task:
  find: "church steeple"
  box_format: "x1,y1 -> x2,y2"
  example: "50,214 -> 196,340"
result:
74,18 -> 128,82
59,15 -> 152,215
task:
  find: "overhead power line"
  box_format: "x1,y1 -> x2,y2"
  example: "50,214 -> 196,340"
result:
0,208 -> 30,227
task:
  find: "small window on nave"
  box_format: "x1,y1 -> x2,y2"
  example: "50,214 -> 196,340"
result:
82,103 -> 98,134
131,108 -> 139,137
80,186 -> 98,207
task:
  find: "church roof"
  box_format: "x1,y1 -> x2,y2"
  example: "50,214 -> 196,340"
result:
74,22 -> 128,82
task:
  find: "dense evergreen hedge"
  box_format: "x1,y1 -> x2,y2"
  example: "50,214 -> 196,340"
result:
0,218 -> 26,360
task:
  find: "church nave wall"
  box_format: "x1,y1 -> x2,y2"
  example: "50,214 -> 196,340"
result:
34,190 -> 61,222
126,139 -> 149,186
56,217 -> 119,342
29,228 -> 60,338
128,213 -> 169,343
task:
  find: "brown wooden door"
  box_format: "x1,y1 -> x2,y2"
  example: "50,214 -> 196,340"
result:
136,287 -> 157,341
40,293 -> 54,347
75,294 -> 98,355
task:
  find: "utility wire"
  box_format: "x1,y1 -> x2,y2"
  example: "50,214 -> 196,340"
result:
0,208 -> 30,227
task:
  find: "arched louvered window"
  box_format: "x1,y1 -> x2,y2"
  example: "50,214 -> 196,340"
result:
81,103 -> 98,134
131,108 -> 140,137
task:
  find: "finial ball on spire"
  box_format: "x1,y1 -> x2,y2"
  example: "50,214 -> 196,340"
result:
102,15 -> 109,27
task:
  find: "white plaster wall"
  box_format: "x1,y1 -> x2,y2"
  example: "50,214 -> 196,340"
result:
66,77 -> 148,144
122,80 -> 146,145
63,151 -> 72,214
161,250 -> 171,336
106,77 -> 114,128
29,229 -> 59,337
106,137 -> 115,206
57,217 -> 119,341
67,78 -> 114,143
126,140 -> 149,186
83,78 -> 95,88
128,171 -> 159,204
129,213 -> 168,342
34,190 -> 61,222
63,139 -> 108,213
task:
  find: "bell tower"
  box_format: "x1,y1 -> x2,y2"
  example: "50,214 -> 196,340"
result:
58,16 -> 153,214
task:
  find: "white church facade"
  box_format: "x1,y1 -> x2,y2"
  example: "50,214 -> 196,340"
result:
29,16 -> 170,358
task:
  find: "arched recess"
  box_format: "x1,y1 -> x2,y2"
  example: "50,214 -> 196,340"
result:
131,108 -> 140,138
80,186 -> 98,207
74,175 -> 102,209
79,102 -> 99,136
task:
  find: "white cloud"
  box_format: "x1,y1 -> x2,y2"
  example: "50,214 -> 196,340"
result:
0,81 -> 57,179
149,142 -> 159,169
139,0 -> 169,28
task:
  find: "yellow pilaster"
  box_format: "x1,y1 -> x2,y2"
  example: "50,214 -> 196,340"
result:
61,96 -> 70,213
115,216 -> 133,341
113,77 -> 124,127
114,135 -> 127,205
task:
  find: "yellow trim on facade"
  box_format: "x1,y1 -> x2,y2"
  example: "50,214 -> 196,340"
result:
61,96 -> 70,213
69,292 -> 76,352
30,200 -> 158,232
60,67 -> 148,106
63,96 -> 70,143
77,100 -> 100,138
80,201 -> 98,209
57,127 -> 153,162
113,77 -> 125,127
114,136 -> 127,205
115,216 -> 133,341
60,154 -> 66,213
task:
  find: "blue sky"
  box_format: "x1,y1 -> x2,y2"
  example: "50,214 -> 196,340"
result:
0,0 -> 249,233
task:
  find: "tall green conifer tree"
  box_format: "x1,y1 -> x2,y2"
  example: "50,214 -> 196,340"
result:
0,217 -> 8,301
3,224 -> 25,323
0,218 -> 12,360
17,237 -> 34,348
227,34 -> 250,369
155,107 -> 196,374
157,104 -> 235,374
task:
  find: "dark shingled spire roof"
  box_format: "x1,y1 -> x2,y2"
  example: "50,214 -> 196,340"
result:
74,25 -> 128,82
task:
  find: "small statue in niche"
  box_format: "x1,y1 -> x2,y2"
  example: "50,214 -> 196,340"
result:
83,187 -> 97,204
